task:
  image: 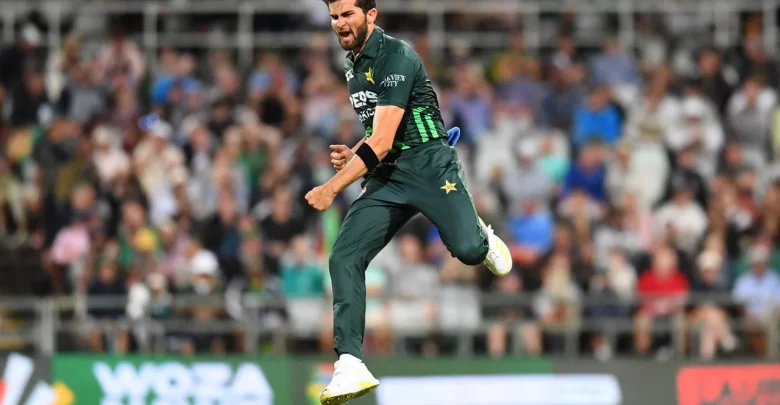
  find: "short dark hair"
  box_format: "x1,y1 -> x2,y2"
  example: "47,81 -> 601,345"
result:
321,0 -> 376,14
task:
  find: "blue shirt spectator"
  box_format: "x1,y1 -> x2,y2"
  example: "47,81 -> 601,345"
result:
591,38 -> 638,86
506,202 -> 554,254
573,87 -> 622,147
563,143 -> 608,202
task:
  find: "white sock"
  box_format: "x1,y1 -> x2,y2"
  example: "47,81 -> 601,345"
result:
339,354 -> 362,364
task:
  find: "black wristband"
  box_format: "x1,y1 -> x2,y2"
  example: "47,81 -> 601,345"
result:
355,143 -> 380,172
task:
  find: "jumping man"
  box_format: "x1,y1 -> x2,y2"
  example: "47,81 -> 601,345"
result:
305,1 -> 513,403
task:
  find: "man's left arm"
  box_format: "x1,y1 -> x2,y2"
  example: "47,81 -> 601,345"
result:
306,55 -> 416,210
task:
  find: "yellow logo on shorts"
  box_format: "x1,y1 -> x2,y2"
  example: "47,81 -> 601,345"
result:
441,180 -> 457,194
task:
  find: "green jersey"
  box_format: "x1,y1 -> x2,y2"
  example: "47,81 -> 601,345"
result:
344,27 -> 446,157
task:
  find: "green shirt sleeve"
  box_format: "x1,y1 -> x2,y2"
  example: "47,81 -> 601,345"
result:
375,54 -> 417,109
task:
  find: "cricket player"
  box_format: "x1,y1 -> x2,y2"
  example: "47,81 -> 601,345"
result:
304,0 -> 513,403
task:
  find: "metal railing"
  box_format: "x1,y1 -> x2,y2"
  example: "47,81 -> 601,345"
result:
0,292 -> 777,358
0,0 -> 778,68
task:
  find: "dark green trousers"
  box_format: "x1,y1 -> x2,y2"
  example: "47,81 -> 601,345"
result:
329,140 -> 489,359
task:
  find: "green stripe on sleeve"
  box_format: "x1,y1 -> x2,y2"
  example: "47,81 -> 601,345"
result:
425,115 -> 439,139
412,107 -> 429,143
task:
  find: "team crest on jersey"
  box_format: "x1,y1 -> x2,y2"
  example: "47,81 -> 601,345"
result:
365,67 -> 374,84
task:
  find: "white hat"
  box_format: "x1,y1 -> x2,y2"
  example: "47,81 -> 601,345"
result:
682,97 -> 707,118
92,125 -> 116,145
191,250 -> 219,276
21,24 -> 41,46
150,120 -> 173,140
518,140 -> 537,158
697,251 -> 722,270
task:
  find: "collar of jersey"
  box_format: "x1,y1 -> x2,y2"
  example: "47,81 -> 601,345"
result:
346,26 -> 384,63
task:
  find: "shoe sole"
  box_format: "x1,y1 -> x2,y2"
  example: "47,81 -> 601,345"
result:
320,382 -> 379,405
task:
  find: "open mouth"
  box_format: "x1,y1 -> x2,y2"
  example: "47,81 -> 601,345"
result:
339,31 -> 354,42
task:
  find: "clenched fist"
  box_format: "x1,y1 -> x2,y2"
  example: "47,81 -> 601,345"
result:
305,185 -> 337,211
330,145 -> 353,171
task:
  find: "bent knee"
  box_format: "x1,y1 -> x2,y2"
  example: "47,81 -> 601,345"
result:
449,241 -> 487,266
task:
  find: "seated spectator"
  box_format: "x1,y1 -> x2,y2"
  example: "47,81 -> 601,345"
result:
536,134 -> 570,185
51,212 -> 93,292
86,261 -> 128,353
689,250 -> 738,360
487,273 -> 543,358
725,74 -> 776,170
126,271 -> 174,351
92,126 -> 130,188
589,248 -> 637,360
178,249 -> 227,355
667,93 -> 724,180
558,188 -> 603,243
732,244 -> 780,355
533,253 -> 581,353
281,235 -> 325,299
572,86 -> 622,147
505,200 -> 554,268
635,245 -> 689,355
593,208 -> 643,269
591,37 -> 639,96
663,146 -> 709,209
8,64 -> 48,128
562,141 -> 608,203
623,68 -> 680,144
654,184 -> 708,256
696,46 -> 733,114
540,64 -> 583,132
259,187 -> 306,274
497,141 -> 554,208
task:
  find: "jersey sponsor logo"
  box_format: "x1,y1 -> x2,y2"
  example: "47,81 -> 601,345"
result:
380,74 -> 406,88
345,70 -> 354,81
357,109 -> 375,122
349,90 -> 377,114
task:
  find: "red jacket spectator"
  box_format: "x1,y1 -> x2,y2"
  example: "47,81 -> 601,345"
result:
638,246 -> 689,316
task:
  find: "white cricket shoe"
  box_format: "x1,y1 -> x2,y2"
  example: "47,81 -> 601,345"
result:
480,217 -> 513,276
320,355 -> 380,405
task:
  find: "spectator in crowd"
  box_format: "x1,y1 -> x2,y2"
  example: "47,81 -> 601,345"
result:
562,140 -> 608,203
635,245 -> 689,355
667,91 -> 724,180
0,24 -> 42,96
725,74 -> 777,170
506,199 -> 554,269
533,253 -> 581,353
589,248 -> 636,360
697,46 -> 734,114
281,235 -> 325,298
86,260 -> 129,353
572,86 -> 622,147
664,146 -> 709,210
689,250 -> 738,360
732,244 -> 780,355
654,184 -> 709,256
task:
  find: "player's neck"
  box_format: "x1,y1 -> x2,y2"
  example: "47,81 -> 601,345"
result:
351,25 -> 376,56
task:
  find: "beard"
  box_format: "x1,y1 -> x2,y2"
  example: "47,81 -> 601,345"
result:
337,19 -> 369,51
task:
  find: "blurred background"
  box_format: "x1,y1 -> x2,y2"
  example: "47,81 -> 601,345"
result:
0,0 -> 778,402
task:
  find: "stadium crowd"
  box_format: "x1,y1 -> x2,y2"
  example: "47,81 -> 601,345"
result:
0,9 -> 778,361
